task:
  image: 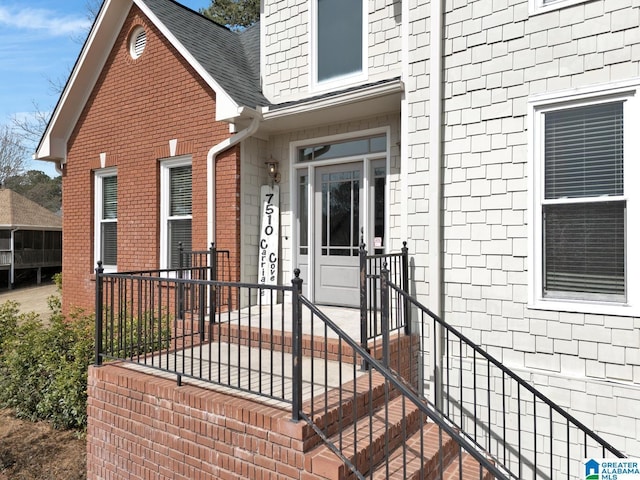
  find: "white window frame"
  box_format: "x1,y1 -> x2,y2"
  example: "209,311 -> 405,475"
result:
310,0 -> 368,93
94,167 -> 117,273
160,156 -> 192,270
528,80 -> 640,317
529,0 -> 589,16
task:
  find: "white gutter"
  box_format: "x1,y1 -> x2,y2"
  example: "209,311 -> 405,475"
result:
207,108 -> 262,246
429,0 -> 444,317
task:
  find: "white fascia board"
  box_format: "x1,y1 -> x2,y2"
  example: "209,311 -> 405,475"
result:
36,0 -> 242,163
36,0 -> 130,161
133,0 -> 239,122
262,79 -> 404,121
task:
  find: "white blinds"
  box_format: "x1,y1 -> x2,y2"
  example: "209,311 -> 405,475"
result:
543,102 -> 625,298
544,202 -> 625,296
168,165 -> 192,268
101,176 -> 117,266
545,102 -> 623,199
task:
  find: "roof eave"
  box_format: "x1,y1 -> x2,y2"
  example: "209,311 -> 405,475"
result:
35,0 -> 241,163
260,79 -> 404,134
35,0 -> 131,162
133,0 -> 239,121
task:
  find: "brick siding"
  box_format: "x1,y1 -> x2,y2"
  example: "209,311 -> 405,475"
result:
62,5 -> 239,313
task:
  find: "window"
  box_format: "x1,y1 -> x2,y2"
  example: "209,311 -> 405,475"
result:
160,157 -> 192,269
530,83 -> 640,316
94,169 -> 117,271
313,0 -> 365,87
529,0 -> 588,15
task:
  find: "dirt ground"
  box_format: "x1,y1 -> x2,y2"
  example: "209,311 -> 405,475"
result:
0,284 -> 87,480
0,410 -> 86,480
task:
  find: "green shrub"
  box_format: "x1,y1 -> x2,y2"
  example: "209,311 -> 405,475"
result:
0,297 -> 93,430
0,289 -> 172,431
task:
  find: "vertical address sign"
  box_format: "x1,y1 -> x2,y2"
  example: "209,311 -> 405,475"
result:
258,184 -> 279,303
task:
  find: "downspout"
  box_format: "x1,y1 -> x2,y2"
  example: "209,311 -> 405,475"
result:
207,108 -> 262,247
429,0 -> 444,318
400,0 -> 409,243
430,0 -> 445,410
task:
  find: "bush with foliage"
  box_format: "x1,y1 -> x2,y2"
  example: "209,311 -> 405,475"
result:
0,274 -> 173,431
0,285 -> 93,430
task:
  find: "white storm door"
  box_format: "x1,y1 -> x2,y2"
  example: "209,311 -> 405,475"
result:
314,163 -> 363,306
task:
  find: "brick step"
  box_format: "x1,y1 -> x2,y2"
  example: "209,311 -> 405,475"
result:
370,421 -> 456,480
302,371 -> 400,451
371,421 -> 495,480
305,394 -> 425,480
439,451 -> 495,480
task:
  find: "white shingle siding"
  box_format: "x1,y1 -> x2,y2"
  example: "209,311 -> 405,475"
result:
262,0 -> 402,103
423,0 -> 640,454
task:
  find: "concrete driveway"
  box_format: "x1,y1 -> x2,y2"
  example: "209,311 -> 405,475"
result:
0,283 -> 59,318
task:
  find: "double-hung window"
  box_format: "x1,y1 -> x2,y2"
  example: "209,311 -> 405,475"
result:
160,157 -> 192,270
94,168 -> 117,272
530,83 -> 639,316
313,0 -> 365,88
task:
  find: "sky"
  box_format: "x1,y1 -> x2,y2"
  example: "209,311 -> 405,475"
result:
0,0 -> 209,177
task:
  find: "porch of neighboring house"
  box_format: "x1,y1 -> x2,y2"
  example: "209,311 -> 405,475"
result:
0,189 -> 62,289
87,246 -> 625,480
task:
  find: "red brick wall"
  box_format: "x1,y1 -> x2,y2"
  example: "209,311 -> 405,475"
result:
62,5 -> 239,313
87,365 -> 306,480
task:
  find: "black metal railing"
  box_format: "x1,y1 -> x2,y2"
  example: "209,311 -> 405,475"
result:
292,269 -> 508,480
95,263 -> 295,402
94,257 -> 627,479
359,241 -> 409,366
177,243 -> 232,317
378,268 -> 626,479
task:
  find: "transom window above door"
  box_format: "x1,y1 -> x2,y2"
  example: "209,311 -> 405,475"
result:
298,135 -> 386,163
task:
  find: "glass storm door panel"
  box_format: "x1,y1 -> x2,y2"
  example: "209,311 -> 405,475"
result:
314,163 -> 363,306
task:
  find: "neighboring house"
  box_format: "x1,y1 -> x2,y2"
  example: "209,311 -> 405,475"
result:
35,0 -> 639,476
0,188 -> 62,289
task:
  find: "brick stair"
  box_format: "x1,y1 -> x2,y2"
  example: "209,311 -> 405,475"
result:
302,374 -> 494,480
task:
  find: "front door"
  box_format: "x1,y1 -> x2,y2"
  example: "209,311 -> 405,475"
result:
314,163 -> 363,306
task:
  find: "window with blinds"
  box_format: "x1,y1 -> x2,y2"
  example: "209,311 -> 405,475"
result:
168,165 -> 192,268
99,174 -> 117,268
542,102 -> 626,300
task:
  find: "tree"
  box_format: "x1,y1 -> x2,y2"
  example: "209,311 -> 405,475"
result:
13,0 -> 101,152
0,126 -> 27,185
200,0 -> 259,30
4,170 -> 62,213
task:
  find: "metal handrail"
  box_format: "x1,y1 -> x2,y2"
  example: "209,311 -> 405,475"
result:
95,263 -> 295,403
293,284 -> 509,480
359,241 -> 410,370
385,273 -> 625,479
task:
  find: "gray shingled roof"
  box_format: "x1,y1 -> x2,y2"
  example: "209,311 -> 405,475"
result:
0,189 -> 62,229
143,0 -> 269,109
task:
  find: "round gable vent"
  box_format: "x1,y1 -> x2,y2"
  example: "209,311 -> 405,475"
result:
129,27 -> 147,59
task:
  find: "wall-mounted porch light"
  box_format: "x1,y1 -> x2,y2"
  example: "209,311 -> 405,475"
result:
265,158 -> 280,184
